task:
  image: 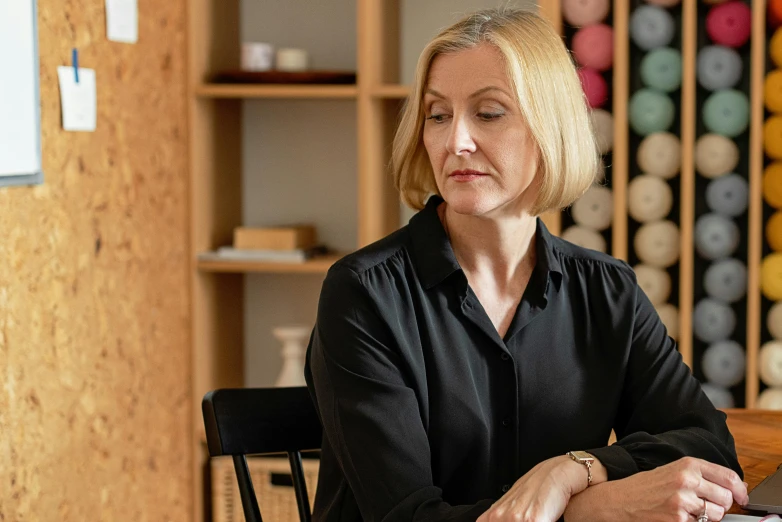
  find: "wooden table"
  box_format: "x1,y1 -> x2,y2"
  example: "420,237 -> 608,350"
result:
724,409 -> 782,515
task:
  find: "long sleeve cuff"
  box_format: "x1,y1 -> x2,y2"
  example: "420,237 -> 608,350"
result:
587,444 -> 640,481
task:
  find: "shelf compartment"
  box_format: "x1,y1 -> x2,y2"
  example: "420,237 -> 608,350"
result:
195,84 -> 358,99
197,253 -> 344,274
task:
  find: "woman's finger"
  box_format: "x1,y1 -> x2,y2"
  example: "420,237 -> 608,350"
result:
697,461 -> 749,505
703,500 -> 726,522
694,478 -> 735,512
687,496 -> 725,522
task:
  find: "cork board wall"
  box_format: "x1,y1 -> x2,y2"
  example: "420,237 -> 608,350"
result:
0,0 -> 191,520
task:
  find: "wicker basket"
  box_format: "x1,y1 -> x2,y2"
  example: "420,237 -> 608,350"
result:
211,455 -> 319,522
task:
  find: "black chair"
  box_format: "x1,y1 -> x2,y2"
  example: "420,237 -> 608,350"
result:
202,387 -> 322,522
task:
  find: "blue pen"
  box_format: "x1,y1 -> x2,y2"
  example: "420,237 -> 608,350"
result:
72,48 -> 79,83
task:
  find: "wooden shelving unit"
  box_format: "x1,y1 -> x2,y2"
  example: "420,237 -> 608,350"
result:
187,2 -> 475,520
679,0 -> 698,369
195,84 -> 359,99
611,0 -> 630,264
746,0 -> 768,408
371,84 -> 411,98
196,254 -> 342,274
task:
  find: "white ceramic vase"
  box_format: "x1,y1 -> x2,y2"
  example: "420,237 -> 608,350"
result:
273,324 -> 311,388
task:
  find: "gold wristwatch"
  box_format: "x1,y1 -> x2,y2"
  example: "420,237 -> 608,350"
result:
566,451 -> 595,486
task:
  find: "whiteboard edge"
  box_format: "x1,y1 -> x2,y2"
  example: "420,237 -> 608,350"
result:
1,0 -> 45,189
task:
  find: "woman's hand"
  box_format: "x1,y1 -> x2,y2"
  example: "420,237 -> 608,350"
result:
592,457 -> 749,522
477,455 -> 593,522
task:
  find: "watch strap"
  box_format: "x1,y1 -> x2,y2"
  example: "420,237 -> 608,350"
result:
567,451 -> 594,486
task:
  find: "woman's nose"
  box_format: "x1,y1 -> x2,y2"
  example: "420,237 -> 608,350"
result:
446,117 -> 477,156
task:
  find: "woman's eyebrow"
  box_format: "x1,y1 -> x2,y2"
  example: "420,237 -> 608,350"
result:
468,86 -> 510,99
424,86 -> 510,99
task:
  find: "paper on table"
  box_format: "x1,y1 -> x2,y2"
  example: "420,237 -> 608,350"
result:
106,0 -> 138,43
57,67 -> 96,132
722,515 -> 780,522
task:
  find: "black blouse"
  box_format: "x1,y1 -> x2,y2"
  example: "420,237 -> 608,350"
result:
304,195 -> 742,522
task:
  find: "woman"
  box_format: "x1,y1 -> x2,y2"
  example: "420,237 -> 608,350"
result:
305,7 -> 747,522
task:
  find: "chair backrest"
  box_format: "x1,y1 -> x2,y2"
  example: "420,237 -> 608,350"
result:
202,387 -> 322,522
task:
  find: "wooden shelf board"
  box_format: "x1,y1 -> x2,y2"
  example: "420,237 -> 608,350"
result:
745,0 -> 767,408
197,253 -> 344,274
196,84 -> 358,99
678,0 -> 698,369
372,84 -> 411,98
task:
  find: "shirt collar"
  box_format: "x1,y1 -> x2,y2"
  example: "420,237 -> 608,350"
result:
408,195 -> 562,290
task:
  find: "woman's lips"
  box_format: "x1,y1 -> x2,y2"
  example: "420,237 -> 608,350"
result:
449,169 -> 488,182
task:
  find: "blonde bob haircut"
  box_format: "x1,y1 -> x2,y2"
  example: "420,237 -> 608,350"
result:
392,7 -> 599,216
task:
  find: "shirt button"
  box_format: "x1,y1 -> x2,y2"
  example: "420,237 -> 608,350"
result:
500,353 -> 510,361
501,484 -> 511,493
501,417 -> 512,427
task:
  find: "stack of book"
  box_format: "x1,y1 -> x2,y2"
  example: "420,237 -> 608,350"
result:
199,225 -> 327,263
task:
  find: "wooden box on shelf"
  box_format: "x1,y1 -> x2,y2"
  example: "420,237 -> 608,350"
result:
234,225 -> 317,251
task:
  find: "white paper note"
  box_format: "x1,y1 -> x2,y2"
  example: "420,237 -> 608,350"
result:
106,0 -> 138,43
57,67 -> 97,132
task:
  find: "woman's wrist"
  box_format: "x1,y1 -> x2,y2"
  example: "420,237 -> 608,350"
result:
558,456 -> 589,496
562,457 -> 614,522
561,453 -> 609,494
587,454 -> 608,486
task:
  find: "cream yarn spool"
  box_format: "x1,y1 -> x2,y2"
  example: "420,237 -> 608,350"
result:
561,225 -> 607,253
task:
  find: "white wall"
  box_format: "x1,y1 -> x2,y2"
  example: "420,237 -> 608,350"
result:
242,100 -> 358,254
400,0 -> 539,85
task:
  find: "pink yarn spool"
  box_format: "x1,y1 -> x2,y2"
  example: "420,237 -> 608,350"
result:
573,24 -> 614,71
706,1 -> 752,48
578,68 -> 608,109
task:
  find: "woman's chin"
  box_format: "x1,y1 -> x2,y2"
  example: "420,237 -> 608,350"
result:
441,191 -> 499,217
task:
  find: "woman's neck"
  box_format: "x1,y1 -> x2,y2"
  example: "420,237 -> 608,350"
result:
438,202 -> 537,285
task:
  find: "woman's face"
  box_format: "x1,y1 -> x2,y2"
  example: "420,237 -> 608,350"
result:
423,43 -> 540,218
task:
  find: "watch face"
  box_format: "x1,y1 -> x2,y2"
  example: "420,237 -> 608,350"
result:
570,451 -> 594,462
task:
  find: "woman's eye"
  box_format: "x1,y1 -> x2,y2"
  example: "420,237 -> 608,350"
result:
478,112 -> 503,121
426,114 -> 449,123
